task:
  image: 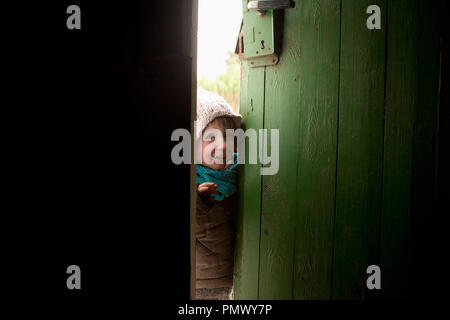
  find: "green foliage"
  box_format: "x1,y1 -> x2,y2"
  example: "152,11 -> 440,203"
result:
198,51 -> 241,113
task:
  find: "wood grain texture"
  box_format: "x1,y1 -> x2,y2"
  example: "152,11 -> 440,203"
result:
332,0 -> 387,300
293,0 -> 341,299
379,0 -> 418,299
409,0 -> 440,299
233,65 -> 265,299
258,12 -> 300,297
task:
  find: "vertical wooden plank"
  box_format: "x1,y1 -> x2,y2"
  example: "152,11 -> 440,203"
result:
434,0 -> 450,298
409,0 -> 441,299
332,0 -> 387,299
258,6 -> 303,299
234,64 -> 265,299
293,0 -> 341,299
189,0 -> 198,300
380,0 -> 419,299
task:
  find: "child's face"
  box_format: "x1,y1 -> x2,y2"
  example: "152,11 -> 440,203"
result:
200,119 -> 234,170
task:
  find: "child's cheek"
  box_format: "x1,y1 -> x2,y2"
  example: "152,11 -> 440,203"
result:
201,141 -> 212,165
196,141 -> 203,163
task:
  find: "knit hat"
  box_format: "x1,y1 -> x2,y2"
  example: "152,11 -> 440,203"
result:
196,87 -> 242,141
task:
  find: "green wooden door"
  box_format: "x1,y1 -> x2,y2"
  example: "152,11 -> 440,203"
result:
234,0 -> 441,299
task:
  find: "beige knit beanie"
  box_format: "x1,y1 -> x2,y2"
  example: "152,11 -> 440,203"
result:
196,87 -> 242,141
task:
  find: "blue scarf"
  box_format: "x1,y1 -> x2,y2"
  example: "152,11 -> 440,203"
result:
196,153 -> 238,201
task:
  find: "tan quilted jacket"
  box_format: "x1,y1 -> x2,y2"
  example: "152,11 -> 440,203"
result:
196,189 -> 238,289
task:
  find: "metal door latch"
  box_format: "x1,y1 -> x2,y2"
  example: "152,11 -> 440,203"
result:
247,0 -> 295,15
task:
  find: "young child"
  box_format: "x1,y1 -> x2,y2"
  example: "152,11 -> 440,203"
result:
195,88 -> 242,300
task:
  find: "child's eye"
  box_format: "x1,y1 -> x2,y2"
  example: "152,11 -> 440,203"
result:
205,134 -> 215,141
